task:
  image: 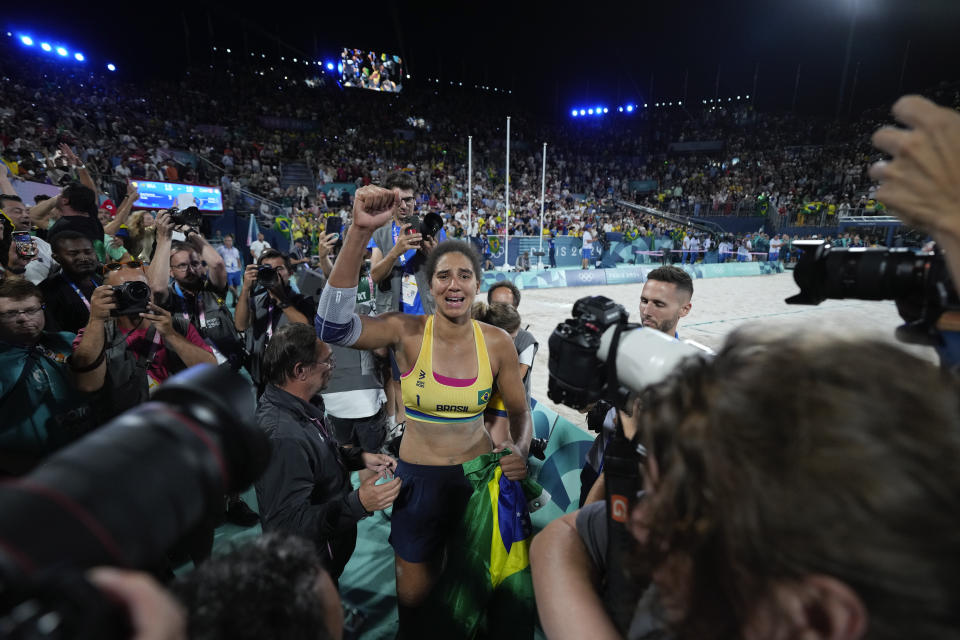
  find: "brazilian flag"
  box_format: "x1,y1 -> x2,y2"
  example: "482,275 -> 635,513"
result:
626,227 -> 639,241
429,451 -> 544,639
273,216 -> 291,239
488,235 -> 501,255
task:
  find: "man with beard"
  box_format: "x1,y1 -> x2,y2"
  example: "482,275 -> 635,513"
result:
578,266 -> 693,507
148,212 -> 244,369
636,266 -> 693,338
39,231 -> 101,334
0,278 -> 95,476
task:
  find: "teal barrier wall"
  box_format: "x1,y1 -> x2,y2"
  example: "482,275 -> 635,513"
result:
479,260 -> 784,292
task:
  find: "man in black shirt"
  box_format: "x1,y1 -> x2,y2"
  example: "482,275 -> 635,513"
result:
39,231 -> 101,334
235,249 -> 317,394
46,184 -> 104,250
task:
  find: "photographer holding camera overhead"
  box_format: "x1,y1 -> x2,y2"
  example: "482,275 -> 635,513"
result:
235,247 -> 317,396
146,210 -> 246,371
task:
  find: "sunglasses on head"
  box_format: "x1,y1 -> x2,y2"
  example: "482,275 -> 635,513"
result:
100,260 -> 144,275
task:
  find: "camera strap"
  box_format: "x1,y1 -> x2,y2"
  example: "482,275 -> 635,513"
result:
602,321 -> 646,634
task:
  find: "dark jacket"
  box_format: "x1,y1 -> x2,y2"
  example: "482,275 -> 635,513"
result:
254,384 -> 369,577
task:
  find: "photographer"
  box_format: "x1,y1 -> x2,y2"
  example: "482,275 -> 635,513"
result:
580,266 -> 693,506
367,171 -> 446,316
69,261 -> 216,420
235,249 -> 316,394
148,212 -> 245,369
533,329 -> 960,640
487,281 -> 538,404
255,324 -> 400,580
0,278 -> 95,476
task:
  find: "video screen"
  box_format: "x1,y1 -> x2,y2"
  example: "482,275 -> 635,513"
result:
340,48 -> 403,93
129,180 -> 224,212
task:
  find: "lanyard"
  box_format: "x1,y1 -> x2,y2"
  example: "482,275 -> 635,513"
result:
173,282 -> 206,330
63,276 -> 91,311
266,300 -> 276,340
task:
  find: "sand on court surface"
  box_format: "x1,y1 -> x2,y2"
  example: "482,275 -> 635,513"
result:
518,272 -> 938,428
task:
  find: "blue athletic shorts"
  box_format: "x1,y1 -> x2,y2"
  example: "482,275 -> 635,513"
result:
581,248 -> 592,260
227,270 -> 242,287
389,460 -> 473,562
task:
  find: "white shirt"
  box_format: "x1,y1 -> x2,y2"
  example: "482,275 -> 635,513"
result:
250,239 -> 270,260
322,389 -> 386,419
24,236 -> 56,285
217,245 -> 242,272
582,231 -> 594,250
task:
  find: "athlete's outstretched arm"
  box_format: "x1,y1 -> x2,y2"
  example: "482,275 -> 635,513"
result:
316,185 -> 408,351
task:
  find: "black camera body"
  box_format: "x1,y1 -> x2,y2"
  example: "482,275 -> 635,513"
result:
109,281 -> 151,317
168,205 -> 201,228
0,366 -> 269,640
256,265 -> 280,289
403,212 -> 444,240
786,240 -> 958,346
548,296 -> 634,411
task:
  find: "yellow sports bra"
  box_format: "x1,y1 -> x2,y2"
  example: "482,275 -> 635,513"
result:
401,315 -> 494,424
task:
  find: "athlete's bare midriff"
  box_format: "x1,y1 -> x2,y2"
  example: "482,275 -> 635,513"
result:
399,417 -> 493,466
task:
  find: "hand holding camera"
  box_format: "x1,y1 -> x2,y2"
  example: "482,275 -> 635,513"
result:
140,302 -> 176,337
89,285 -> 118,321
394,223 -> 422,253
242,264 -> 259,292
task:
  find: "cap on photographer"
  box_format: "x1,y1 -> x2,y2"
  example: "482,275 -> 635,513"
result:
0,278 -> 95,476
69,260 -> 216,421
234,248 -> 317,395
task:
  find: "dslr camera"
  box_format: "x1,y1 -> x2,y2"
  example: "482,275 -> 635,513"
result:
786,240 -> 958,347
256,265 -> 281,289
167,205 -> 201,229
109,281 -> 151,317
0,365 -> 269,640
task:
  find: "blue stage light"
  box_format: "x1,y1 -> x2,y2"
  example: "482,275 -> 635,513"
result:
40,42 -> 52,51
626,105 -> 634,112
579,109 -> 585,116
21,36 -> 34,46
56,46 -> 68,56
587,109 -> 594,115
74,52 -> 84,61
107,63 -> 116,71
572,109 -> 578,117
618,106 -> 623,112
326,62 -> 334,70
603,108 -> 608,113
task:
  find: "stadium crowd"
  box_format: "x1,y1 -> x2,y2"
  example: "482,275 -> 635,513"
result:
2,36 -> 960,640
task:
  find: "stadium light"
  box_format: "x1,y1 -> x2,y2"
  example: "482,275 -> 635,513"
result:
643,103 -> 648,108
74,52 -> 84,61
572,109 -> 578,117
588,109 -> 594,115
56,46 -> 68,56
746,94 -> 750,99
226,48 -> 231,53
40,42 -> 52,51
20,36 -> 34,46
626,105 -> 634,112
579,109 -> 585,116
737,95 -> 741,100
618,106 -> 623,112
603,107 -> 608,113
107,63 -> 116,71
406,74 -> 410,79
326,62 -> 334,70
